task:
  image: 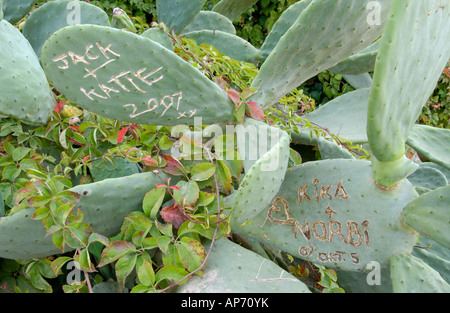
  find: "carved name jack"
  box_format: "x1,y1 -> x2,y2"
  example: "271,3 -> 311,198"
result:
52,42 -> 192,120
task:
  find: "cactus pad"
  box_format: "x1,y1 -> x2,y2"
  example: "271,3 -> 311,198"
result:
181,11 -> 236,35
2,0 -> 35,24
41,24 -> 235,126
178,238 -> 311,293
0,172 -> 170,259
22,0 -> 110,61
401,185 -> 450,249
231,159 -> 418,271
232,119 -> 290,225
390,253 -> 450,293
367,0 -> 450,186
0,20 -> 56,125
156,0 -> 205,34
183,30 -> 259,64
212,0 -> 258,21
250,0 -> 393,109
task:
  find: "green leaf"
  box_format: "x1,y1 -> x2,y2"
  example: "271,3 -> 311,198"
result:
51,256 -> 73,276
88,233 -> 110,247
159,135 -> 173,150
59,128 -> 69,149
190,163 -> 216,182
143,187 -> 166,219
65,222 -> 93,248
155,265 -> 189,286
215,160 -> 232,194
115,253 -> 137,287
173,180 -> 200,206
131,284 -> 154,293
74,248 -> 96,272
157,235 -> 173,255
98,241 -> 136,267
71,131 -> 87,145
12,147 -> 32,162
175,237 -> 206,274
137,259 -> 155,287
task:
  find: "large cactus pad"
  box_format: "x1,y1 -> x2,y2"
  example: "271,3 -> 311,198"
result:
41,24 -> 235,126
231,159 -> 418,271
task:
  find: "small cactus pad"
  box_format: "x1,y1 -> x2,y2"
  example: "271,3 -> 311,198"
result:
22,0 -> 110,61
141,27 -> 174,51
181,11 -> 236,35
2,0 -> 35,24
90,157 -> 141,182
232,119 -> 290,225
390,253 -> 450,293
401,185 -> 450,249
231,159 -> 418,271
156,0 -> 205,34
0,172 -> 171,259
178,238 -> 311,293
212,0 -> 258,21
258,0 -> 313,63
367,0 -> 450,185
407,124 -> 450,170
0,20 -> 56,125
329,41 -> 380,75
183,30 -> 259,65
41,24 -> 235,126
250,0 -> 392,109
407,166 -> 448,191
303,88 -> 371,144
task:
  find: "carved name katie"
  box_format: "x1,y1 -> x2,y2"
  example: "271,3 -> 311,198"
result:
52,42 -> 195,120
262,179 -> 370,265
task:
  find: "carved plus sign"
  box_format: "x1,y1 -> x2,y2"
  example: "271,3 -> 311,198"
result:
324,204 -> 337,219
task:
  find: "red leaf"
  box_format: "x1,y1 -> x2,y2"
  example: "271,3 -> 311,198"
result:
117,127 -> 129,144
226,89 -> 241,106
161,154 -> 186,177
155,184 -> 167,188
169,185 -> 180,191
141,157 -> 158,167
69,125 -> 80,132
246,101 -> 265,121
54,101 -> 66,114
160,204 -> 189,229
82,155 -> 90,164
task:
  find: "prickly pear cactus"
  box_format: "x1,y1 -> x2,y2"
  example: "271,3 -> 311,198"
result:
0,172 -> 171,259
212,0 -> 259,22
178,238 -> 311,293
2,0 -> 35,24
156,0 -> 205,34
22,0 -> 111,61
40,24 -> 235,126
231,159 -> 418,271
249,0 -> 393,109
368,0 -> 450,187
0,18 -> 56,124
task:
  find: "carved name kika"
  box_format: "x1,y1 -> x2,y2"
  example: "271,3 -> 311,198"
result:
262,179 -> 370,265
52,42 -> 194,120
